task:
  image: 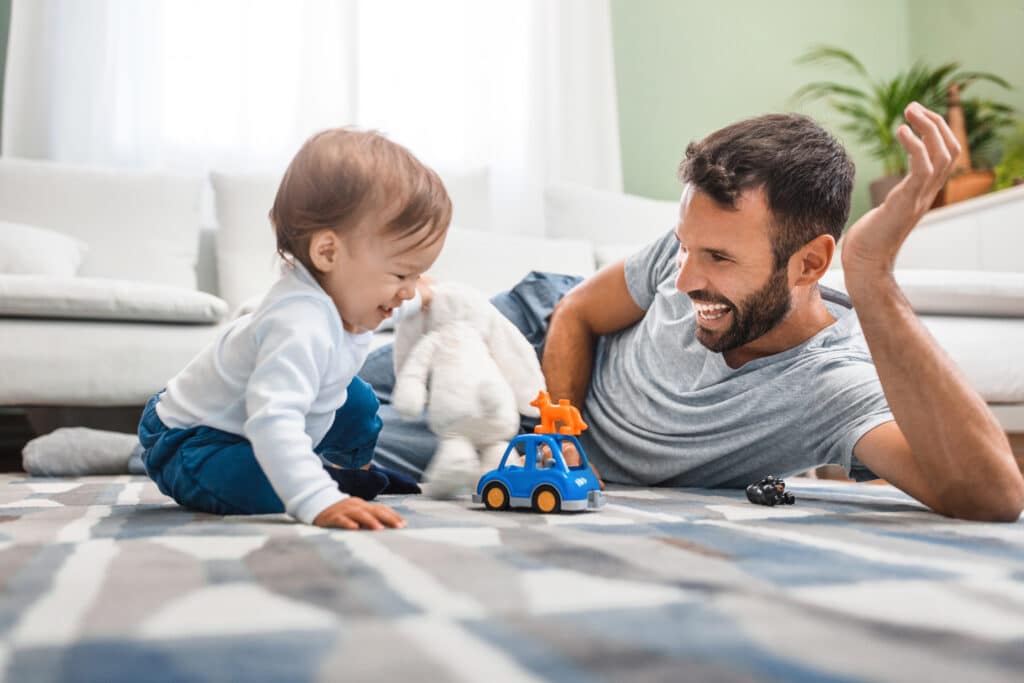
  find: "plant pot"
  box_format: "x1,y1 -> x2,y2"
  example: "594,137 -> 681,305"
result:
933,169 -> 995,208
869,174 -> 904,207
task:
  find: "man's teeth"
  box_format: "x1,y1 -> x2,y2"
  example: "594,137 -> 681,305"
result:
695,303 -> 729,320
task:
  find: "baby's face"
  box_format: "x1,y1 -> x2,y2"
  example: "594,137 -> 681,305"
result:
322,223 -> 446,333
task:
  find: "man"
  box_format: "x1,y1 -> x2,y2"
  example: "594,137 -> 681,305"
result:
365,103 -> 1024,522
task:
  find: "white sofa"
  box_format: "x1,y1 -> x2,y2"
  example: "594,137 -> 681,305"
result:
2,157 -> 1023,435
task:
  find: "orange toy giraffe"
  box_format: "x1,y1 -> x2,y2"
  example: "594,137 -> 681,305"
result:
530,390 -> 588,435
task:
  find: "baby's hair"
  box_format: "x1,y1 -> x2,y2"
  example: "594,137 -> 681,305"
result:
270,128 -> 452,275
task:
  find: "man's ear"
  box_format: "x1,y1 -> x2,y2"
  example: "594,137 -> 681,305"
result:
791,234 -> 836,286
307,229 -> 344,273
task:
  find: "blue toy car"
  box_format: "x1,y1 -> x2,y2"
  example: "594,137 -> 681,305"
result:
473,433 -> 605,513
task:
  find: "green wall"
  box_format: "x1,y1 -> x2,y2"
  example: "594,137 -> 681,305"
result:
908,0 -> 1024,114
611,0 -> 1024,221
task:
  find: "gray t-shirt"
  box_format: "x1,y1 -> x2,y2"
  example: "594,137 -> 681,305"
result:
578,230 -> 894,487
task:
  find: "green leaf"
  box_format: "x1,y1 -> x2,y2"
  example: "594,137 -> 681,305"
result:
792,82 -> 870,103
795,45 -> 870,80
792,44 -> 1018,175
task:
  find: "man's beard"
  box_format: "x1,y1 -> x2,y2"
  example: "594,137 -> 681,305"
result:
689,267 -> 792,353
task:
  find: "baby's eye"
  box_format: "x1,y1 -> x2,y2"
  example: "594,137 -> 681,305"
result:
393,273 -> 409,281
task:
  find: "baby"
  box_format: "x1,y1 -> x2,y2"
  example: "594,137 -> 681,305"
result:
137,129 -> 450,529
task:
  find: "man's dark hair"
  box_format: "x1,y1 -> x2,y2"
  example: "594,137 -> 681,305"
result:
678,114 -> 855,269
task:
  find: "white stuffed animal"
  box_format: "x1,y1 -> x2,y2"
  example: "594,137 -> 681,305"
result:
392,283 -> 545,498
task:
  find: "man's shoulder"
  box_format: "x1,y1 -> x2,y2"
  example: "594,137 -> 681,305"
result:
764,309 -> 878,396
796,317 -> 884,404
818,305 -> 871,355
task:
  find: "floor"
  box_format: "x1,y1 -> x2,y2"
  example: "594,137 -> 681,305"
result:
1,474 -> 1022,683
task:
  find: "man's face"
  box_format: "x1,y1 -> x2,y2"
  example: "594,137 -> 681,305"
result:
674,188 -> 792,353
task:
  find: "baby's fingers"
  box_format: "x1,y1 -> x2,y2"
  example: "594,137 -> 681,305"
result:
369,504 -> 406,528
349,508 -> 385,530
328,514 -> 359,531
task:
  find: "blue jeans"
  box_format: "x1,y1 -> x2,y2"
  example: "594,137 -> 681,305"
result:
360,271 -> 583,479
138,377 -> 382,515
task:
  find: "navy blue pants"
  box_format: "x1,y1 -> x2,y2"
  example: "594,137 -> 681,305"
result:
138,377 -> 382,515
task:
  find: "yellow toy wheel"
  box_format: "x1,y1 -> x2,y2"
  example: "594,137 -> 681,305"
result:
532,485 -> 561,514
483,482 -> 510,511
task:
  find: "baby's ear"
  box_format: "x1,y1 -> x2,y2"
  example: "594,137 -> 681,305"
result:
484,309 -> 545,416
393,308 -> 427,376
308,229 -> 340,272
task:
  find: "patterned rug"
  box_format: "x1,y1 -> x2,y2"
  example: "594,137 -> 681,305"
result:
0,474 -> 1022,683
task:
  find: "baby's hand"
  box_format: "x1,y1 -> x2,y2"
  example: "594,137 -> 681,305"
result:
417,275 -> 435,310
313,497 -> 406,530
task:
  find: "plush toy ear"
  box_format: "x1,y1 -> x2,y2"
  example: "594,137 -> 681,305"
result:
393,308 -> 428,377
484,308 -> 546,416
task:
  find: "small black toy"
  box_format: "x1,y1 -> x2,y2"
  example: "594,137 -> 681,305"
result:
745,475 -> 795,506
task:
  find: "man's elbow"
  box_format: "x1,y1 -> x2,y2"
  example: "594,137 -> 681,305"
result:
941,479 -> 1024,523
984,485 -> 1024,522
548,291 -> 592,338
551,288 -> 583,320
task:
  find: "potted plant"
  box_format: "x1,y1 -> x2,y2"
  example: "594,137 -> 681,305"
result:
793,46 -> 1013,206
994,122 -> 1024,190
963,99 -> 1018,169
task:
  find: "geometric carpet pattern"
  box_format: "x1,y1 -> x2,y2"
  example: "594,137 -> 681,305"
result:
0,475 -> 1021,682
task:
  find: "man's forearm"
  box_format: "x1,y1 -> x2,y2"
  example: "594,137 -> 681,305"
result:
542,300 -> 598,407
848,273 -> 1024,510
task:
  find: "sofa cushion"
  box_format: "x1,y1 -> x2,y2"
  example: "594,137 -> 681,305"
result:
0,221 -> 89,276
209,172 -> 281,310
0,158 -> 203,289
0,318 -> 226,405
545,182 -> 679,246
922,316 -> 1024,403
427,226 -> 594,296
211,167 -> 494,309
594,242 -> 648,269
820,269 -> 1024,318
0,275 -> 229,323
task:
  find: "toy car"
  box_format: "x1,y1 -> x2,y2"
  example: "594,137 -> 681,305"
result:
473,433 -> 605,513
745,475 -> 796,506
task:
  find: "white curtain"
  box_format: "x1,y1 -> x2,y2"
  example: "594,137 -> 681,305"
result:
2,0 -> 622,235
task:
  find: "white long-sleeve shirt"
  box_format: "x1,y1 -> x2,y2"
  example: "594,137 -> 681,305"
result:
156,260 -> 419,524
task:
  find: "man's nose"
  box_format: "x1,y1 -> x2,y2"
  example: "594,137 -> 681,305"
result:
674,253 -> 703,293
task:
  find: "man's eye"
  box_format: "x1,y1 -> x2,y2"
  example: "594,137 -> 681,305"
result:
710,253 -> 729,263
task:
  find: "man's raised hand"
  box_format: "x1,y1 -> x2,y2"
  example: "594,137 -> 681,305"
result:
841,102 -> 961,283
